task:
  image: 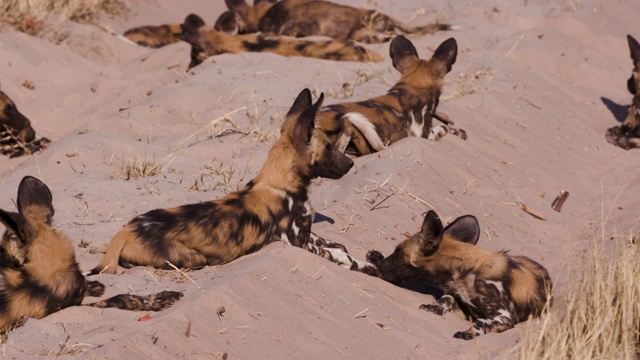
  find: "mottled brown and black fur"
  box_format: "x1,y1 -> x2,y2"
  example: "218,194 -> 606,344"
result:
315,36 -> 466,157
176,14 -> 383,70
0,177 -> 182,333
606,34 -> 640,149
216,0 -> 453,44
0,90 -> 50,158
122,14 -> 206,48
90,89 -> 378,276
366,211 -> 552,340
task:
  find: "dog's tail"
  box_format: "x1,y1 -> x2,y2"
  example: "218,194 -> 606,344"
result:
342,112 -> 386,151
414,23 -> 460,35
394,21 -> 459,36
87,230 -> 132,275
85,291 -> 183,312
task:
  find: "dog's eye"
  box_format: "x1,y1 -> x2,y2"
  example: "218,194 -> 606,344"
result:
4,104 -> 15,115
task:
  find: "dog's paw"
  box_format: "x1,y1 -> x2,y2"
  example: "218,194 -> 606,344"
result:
453,330 -> 475,340
85,280 -> 106,297
419,303 -> 444,316
366,250 -> 384,266
361,264 -> 381,277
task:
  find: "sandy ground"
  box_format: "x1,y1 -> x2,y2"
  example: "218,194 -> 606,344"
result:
0,0 -> 639,358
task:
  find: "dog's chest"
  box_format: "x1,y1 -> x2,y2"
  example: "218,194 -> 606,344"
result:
275,195 -> 313,248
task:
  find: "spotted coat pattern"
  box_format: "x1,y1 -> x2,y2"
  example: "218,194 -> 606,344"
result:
216,0 -> 453,44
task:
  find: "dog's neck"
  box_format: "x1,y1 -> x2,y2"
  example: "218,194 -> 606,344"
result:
248,139 -> 316,247
387,86 -> 440,113
253,139 -> 311,193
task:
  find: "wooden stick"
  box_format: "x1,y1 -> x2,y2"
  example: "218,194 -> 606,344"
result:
516,201 -> 547,221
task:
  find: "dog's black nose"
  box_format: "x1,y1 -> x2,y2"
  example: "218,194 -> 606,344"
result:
347,157 -> 354,168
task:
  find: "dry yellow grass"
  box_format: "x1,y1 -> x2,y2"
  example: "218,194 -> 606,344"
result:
519,236 -> 640,359
1,0 -> 129,35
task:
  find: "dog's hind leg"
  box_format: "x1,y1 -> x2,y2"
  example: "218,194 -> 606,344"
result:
305,232 -> 380,276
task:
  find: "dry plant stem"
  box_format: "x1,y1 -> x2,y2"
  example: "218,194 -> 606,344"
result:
516,201 -> 547,221
168,107 -> 246,158
165,261 -> 205,293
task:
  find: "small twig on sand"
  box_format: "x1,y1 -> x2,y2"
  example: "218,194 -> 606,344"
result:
352,307 -> 369,319
516,201 -> 547,221
166,261 -> 205,293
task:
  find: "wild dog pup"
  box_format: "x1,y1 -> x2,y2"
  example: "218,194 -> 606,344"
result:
366,211 -> 552,339
606,34 -> 640,149
90,89 -> 378,276
315,36 -> 466,157
0,90 -> 50,158
216,0 -> 453,44
122,14 -> 205,48
0,176 -> 182,333
175,14 -> 383,70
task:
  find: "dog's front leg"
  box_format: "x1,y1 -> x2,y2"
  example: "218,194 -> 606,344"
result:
419,294 -> 456,316
305,232 -> 380,276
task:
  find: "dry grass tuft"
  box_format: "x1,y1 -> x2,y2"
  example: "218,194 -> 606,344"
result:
519,237 -> 640,359
1,0 -> 129,36
118,151 -> 163,180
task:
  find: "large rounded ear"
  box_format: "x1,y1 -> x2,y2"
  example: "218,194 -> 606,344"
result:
185,14 -> 206,29
292,92 -> 324,150
431,37 -> 457,74
442,214 -> 480,245
417,210 -> 444,255
286,88 -> 313,117
17,176 -> 54,224
226,0 -> 248,11
180,14 -> 206,34
214,11 -> 238,34
628,35 -> 640,66
390,35 -> 419,73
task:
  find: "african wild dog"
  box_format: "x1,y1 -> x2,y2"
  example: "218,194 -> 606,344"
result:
216,0 -> 454,44
0,176 -> 182,333
315,35 -> 466,157
122,14 -> 206,49
0,90 -> 50,158
366,211 -> 552,340
606,34 -> 640,149
89,88 -> 378,276
174,14 -> 383,70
